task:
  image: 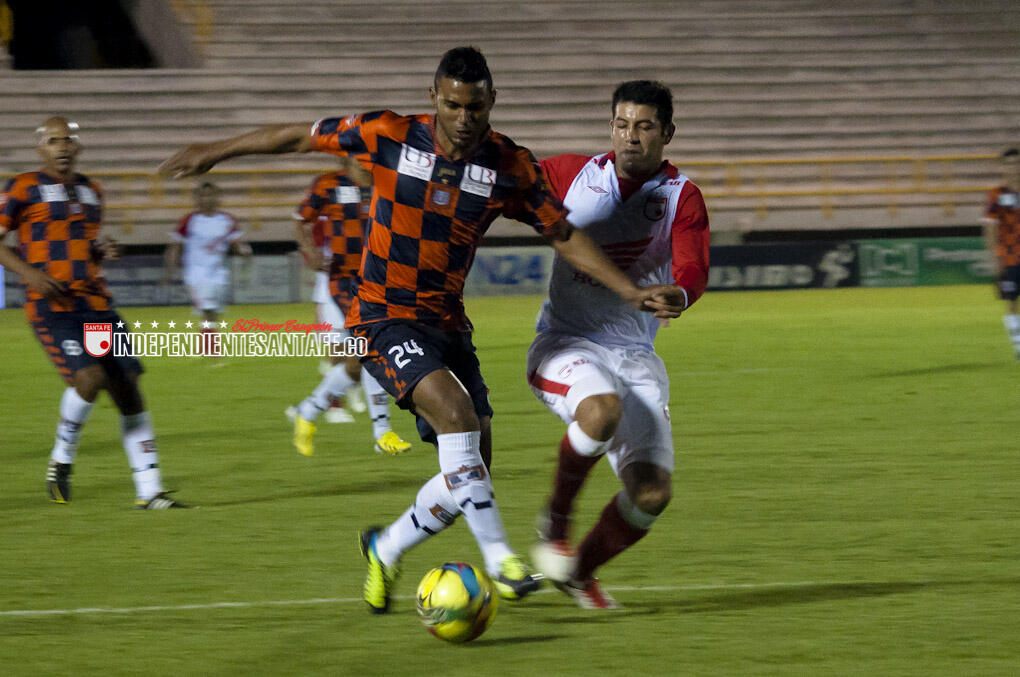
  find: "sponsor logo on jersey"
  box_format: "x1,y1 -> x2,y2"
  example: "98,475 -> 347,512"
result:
39,184 -> 69,202
587,185 -> 608,193
998,192 -> 1018,207
76,185 -> 100,206
396,144 -> 436,181
83,323 -> 113,357
333,186 -> 361,203
460,163 -> 496,198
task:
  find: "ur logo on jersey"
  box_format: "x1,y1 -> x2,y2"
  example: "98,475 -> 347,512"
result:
83,323 -> 113,357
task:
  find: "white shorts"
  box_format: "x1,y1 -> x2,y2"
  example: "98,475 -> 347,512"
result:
316,296 -> 351,344
526,332 -> 674,476
188,283 -> 228,313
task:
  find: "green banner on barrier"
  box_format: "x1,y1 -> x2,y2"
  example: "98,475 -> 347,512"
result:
858,237 -> 995,287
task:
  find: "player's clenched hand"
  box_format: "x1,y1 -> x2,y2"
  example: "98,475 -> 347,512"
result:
24,269 -> 67,299
631,284 -> 688,319
158,144 -> 221,178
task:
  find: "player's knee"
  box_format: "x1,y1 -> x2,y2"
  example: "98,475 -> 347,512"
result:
72,366 -> 107,401
630,482 -> 672,516
574,393 -> 622,441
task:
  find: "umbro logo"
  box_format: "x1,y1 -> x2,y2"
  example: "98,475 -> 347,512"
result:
588,185 -> 608,193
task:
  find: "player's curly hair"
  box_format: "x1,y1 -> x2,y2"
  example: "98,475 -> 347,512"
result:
612,80 -> 674,129
435,46 -> 493,89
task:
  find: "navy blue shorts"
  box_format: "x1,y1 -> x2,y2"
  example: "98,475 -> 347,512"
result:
998,265 -> 1020,301
29,308 -> 143,384
353,319 -> 493,444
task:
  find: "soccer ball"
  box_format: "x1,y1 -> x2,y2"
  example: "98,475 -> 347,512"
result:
415,562 -> 498,643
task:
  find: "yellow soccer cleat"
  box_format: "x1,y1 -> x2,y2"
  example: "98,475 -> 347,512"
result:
360,527 -> 401,614
492,554 -> 543,600
374,430 -> 411,455
293,416 -> 317,457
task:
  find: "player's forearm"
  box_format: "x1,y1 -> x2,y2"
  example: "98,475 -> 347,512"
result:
552,228 -> 639,299
0,243 -> 35,278
210,123 -> 313,162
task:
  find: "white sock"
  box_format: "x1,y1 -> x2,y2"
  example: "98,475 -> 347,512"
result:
51,387 -> 94,464
297,363 -> 355,421
122,412 -> 163,501
374,473 -> 461,566
362,368 -> 392,438
1005,314 -> 1020,353
438,431 -> 514,574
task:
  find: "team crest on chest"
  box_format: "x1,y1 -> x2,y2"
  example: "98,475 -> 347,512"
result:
644,193 -> 668,221
432,189 -> 451,206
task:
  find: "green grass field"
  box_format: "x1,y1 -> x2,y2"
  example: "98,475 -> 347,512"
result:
1,286 -> 1017,675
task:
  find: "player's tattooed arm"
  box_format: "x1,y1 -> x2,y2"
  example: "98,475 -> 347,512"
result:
159,123 -> 315,178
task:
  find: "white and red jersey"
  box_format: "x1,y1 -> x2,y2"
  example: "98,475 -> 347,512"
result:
171,211 -> 242,286
536,152 -> 709,349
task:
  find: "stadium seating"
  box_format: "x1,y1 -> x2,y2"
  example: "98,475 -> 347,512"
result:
0,0 -> 1017,242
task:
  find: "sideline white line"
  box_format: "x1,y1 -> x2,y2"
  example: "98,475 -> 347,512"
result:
0,580 -> 902,618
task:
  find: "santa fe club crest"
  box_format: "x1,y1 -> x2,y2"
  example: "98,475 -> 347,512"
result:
644,194 -> 667,221
84,323 -> 113,357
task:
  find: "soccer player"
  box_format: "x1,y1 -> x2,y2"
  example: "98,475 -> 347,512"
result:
289,157 -> 411,455
159,47 -> 686,612
163,181 -> 251,352
528,81 -> 710,609
983,147 -> 1020,359
0,117 -> 186,509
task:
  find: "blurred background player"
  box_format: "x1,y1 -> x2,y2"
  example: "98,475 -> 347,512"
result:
0,117 -> 186,509
163,181 -> 252,353
983,147 -> 1020,360
159,46 -> 687,612
288,157 -> 411,455
528,81 -> 709,608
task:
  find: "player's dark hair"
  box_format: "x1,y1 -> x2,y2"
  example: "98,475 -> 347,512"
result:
612,80 -> 674,129
1002,148 -> 1019,159
435,46 -> 492,89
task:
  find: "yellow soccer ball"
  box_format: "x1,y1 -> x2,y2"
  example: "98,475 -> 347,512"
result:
415,562 -> 498,643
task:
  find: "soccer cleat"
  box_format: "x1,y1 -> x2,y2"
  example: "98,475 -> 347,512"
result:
46,460 -> 72,503
492,554 -> 543,600
530,538 -> 577,584
558,577 -> 621,610
374,430 -> 411,455
323,407 -> 355,424
136,492 -> 189,510
293,416 -> 317,456
359,527 -> 400,614
284,405 -> 297,421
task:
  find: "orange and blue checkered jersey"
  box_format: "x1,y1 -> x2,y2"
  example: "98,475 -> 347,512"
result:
297,171 -> 367,283
0,171 -> 112,314
986,186 -> 1020,267
309,110 -> 570,331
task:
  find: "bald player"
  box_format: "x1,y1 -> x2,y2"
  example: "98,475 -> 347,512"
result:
0,117 -> 187,509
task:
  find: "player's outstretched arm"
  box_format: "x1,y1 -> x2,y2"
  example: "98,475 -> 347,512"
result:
548,225 -> 686,316
158,123 -> 315,178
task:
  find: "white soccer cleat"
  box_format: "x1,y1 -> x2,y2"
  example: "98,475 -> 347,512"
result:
560,578 -> 621,610
284,405 -> 297,422
530,539 -> 577,584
